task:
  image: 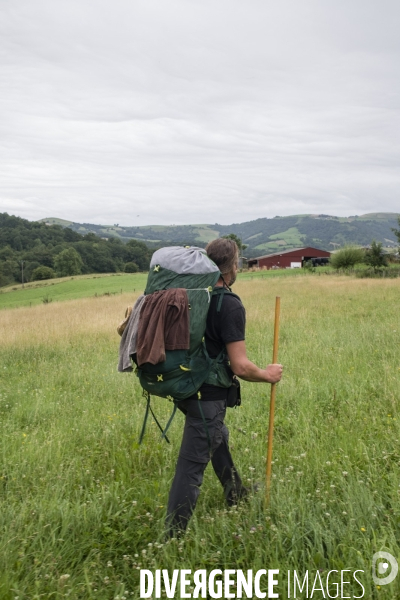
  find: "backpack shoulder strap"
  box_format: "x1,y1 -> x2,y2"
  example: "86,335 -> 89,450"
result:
212,286 -> 241,313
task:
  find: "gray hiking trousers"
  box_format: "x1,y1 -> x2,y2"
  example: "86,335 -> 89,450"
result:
166,398 -> 245,536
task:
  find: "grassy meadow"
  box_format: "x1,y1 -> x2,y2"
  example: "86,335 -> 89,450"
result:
0,274 -> 148,310
0,273 -> 399,599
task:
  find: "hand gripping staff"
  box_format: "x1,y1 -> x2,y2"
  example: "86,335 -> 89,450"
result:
266,296 -> 281,504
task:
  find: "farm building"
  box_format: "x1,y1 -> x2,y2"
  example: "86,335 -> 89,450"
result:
247,247 -> 331,270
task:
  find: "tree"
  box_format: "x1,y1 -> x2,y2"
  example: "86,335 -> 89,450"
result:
0,245 -> 15,261
31,266 -> 56,281
73,242 -> 118,273
124,261 -> 139,273
392,216 -> 400,248
0,261 -> 15,287
24,261 -> 41,282
0,258 -> 20,283
364,240 -> 388,272
54,248 -> 83,277
23,245 -> 54,268
329,246 -> 365,270
222,233 -> 248,254
125,239 -> 152,270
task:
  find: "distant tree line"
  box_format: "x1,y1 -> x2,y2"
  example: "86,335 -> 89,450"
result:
0,213 -> 153,287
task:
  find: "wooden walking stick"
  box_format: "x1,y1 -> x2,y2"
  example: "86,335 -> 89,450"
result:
266,296 -> 281,504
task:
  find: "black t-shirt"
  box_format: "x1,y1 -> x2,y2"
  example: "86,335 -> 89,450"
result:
194,288 -> 246,400
204,290 -> 246,358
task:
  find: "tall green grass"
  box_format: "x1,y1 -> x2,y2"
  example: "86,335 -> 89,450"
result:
0,276 -> 399,598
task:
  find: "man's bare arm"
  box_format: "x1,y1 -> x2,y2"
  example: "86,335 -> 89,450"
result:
226,340 -> 283,383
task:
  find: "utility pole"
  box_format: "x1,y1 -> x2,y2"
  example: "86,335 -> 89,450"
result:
21,260 -> 24,289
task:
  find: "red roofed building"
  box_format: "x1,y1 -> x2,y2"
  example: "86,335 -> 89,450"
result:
247,247 -> 331,270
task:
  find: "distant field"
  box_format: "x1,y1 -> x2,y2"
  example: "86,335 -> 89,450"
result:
1,266 -> 398,310
0,274 -> 399,598
0,273 -> 148,310
256,227 -> 304,250
192,226 -> 220,243
0,269 -> 316,310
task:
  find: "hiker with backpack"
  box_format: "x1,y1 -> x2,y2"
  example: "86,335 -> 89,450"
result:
118,239 -> 283,536
165,238 -> 283,536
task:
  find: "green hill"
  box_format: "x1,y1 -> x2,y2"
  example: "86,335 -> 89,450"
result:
39,213 -> 400,257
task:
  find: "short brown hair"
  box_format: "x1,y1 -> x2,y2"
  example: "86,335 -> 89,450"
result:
206,238 -> 239,276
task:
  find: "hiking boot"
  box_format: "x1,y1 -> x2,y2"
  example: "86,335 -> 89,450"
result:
226,482 -> 260,506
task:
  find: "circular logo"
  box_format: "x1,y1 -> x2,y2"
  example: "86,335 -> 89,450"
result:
372,552 -> 398,586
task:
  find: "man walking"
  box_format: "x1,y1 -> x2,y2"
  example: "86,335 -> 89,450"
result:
166,238 -> 283,535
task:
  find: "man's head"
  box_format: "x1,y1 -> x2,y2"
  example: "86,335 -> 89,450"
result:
206,238 -> 239,286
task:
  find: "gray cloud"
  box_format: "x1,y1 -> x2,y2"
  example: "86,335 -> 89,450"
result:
0,0 -> 399,225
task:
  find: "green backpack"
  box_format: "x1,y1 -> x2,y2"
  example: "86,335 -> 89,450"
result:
135,246 -> 234,442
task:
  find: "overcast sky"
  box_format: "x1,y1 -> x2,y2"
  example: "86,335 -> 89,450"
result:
0,0 -> 399,226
